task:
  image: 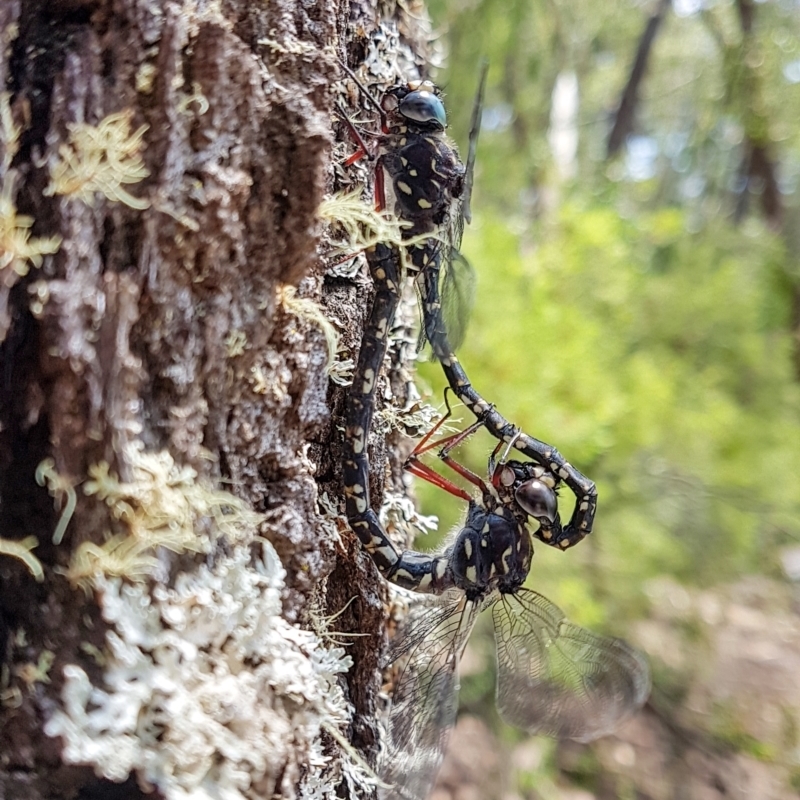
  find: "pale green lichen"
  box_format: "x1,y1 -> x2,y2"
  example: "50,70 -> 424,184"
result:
45,109 -> 150,209
225,329 -> 248,357
35,458 -> 78,545
278,284 -> 341,375
177,82 -> 210,116
319,189 -> 410,255
65,445 -> 260,591
0,535 -> 43,581
14,649 -> 55,691
0,93 -> 61,285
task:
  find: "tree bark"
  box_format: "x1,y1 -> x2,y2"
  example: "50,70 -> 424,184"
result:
0,0 -> 428,798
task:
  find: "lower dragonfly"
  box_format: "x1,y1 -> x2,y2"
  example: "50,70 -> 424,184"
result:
381,408 -> 651,800
341,249 -> 649,799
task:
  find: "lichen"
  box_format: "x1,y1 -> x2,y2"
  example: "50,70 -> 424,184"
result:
14,649 -> 55,691
278,284 -> 341,371
319,189 -> 410,256
327,355 -> 355,386
0,93 -> 61,287
66,445 -> 260,590
46,544 -> 357,799
0,535 -> 44,581
44,444 -> 366,800
35,457 -> 78,545
44,109 -> 150,209
380,491 -> 438,540
225,329 -> 248,357
378,399 -> 444,438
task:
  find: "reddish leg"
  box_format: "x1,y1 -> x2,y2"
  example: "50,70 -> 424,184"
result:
337,101 -> 374,166
374,158 -> 386,211
405,459 -> 472,502
405,396 -> 489,497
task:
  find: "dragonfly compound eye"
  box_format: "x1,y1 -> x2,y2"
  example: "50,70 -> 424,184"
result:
515,479 -> 557,522
399,90 -> 447,129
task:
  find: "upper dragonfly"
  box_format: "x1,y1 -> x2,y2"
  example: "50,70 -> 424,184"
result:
340,61 -> 480,351
340,62 -> 597,552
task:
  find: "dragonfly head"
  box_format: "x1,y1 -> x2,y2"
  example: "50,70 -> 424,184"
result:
383,81 -> 447,130
493,462 -> 559,525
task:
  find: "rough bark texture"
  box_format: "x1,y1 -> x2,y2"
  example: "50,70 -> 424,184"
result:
0,0 -> 430,798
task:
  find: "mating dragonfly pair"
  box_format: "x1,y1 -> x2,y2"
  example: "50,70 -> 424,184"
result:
338,60 -> 650,800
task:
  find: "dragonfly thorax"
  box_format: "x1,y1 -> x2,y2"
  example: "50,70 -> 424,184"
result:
451,502 -> 532,600
379,81 -> 465,237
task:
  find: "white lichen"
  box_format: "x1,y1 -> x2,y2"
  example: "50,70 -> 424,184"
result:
377,400 -> 445,438
327,355 -> 355,386
380,491 -> 438,540
46,528 -> 358,798
43,444 -> 365,800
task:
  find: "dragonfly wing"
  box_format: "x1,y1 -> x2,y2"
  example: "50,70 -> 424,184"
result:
439,249 -> 476,353
491,590 -> 651,742
415,246 -> 476,357
379,591 -> 482,800
462,58 -> 488,225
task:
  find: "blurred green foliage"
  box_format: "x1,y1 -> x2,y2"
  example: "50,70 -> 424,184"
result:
402,1 -> 800,788
410,1 -> 800,638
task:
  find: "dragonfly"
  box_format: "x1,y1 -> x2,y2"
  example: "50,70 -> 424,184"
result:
375,408 -> 651,800
336,60 -> 644,800
340,62 -> 596,574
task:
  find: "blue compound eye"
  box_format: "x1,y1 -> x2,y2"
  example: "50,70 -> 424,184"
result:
398,90 -> 447,128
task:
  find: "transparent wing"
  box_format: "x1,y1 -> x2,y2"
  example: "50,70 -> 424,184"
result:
424,60 -> 486,354
462,58 -> 488,225
438,250 -> 476,353
415,246 -> 476,356
491,590 -> 651,742
379,590 -> 483,800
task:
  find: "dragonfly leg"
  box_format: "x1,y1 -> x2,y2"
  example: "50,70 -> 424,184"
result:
405,389 -> 489,495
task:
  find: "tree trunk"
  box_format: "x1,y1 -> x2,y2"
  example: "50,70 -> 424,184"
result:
0,1 -> 429,797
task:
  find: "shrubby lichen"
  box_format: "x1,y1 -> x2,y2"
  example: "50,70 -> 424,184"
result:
44,109 -> 150,209
43,445 -> 365,800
